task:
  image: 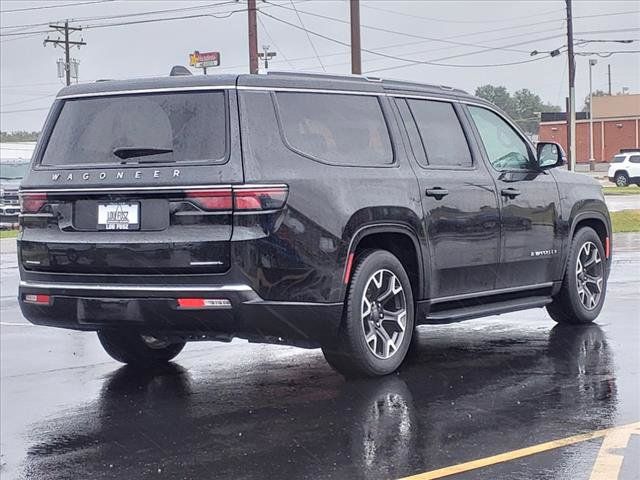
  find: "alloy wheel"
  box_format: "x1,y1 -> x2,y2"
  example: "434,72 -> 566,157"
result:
575,241 -> 604,311
361,269 -> 407,359
616,175 -> 628,187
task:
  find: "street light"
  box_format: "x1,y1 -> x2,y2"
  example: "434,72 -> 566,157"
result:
589,59 -> 597,168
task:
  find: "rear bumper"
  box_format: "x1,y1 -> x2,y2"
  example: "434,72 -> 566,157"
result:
18,280 -> 342,347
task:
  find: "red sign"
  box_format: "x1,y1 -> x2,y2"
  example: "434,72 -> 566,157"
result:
189,51 -> 220,67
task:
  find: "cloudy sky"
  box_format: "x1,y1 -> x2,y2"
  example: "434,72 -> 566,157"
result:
1,0 -> 638,131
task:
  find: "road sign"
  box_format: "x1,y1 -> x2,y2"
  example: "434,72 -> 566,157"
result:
189,51 -> 220,68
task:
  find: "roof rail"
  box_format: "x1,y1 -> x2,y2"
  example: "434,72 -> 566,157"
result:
266,71 -> 382,83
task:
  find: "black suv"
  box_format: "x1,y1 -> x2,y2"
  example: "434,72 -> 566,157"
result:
18,72 -> 611,377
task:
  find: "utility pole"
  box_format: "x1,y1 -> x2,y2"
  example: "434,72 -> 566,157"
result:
608,64 -> 612,95
247,0 -> 259,74
257,45 -> 277,70
44,21 -> 85,86
589,59 -> 597,167
565,0 -> 576,171
350,0 -> 361,74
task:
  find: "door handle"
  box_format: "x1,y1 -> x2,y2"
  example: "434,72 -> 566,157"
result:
501,187 -> 521,199
426,187 -> 449,199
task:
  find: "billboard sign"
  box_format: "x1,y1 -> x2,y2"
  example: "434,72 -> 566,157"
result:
189,51 -> 220,68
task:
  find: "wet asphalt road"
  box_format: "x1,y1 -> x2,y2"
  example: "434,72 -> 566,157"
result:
1,238 -> 639,480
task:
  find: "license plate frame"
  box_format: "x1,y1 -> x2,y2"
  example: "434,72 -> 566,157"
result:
97,202 -> 140,231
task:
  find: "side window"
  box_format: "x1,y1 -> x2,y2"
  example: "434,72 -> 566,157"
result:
407,99 -> 472,167
468,106 -> 533,171
629,155 -> 640,164
275,92 -> 393,166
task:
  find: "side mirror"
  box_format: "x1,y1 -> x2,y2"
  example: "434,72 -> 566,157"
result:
537,142 -> 566,169
536,142 -> 567,170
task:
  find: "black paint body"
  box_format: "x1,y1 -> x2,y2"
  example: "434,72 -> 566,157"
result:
18,73 -> 612,347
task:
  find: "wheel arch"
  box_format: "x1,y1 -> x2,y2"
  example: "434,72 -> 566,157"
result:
566,211 -> 612,277
343,224 -> 426,301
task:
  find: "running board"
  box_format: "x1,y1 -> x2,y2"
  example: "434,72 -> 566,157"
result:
425,295 -> 552,324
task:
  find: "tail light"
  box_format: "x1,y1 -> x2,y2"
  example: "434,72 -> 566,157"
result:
20,192 -> 48,213
185,188 -> 233,211
183,185 -> 288,212
233,186 -> 288,211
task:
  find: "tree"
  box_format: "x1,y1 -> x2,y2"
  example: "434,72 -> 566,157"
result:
0,131 -> 39,142
474,85 -> 514,113
475,85 -> 561,135
581,89 -> 608,113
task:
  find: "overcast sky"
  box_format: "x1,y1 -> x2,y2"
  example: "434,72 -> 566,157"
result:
1,0 -> 638,132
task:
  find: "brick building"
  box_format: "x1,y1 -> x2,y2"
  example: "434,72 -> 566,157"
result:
538,94 -> 640,163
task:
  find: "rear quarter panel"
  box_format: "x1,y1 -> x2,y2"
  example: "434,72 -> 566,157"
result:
236,90 -> 424,303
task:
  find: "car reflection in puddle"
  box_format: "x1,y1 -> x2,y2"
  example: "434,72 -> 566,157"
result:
23,323 -> 616,480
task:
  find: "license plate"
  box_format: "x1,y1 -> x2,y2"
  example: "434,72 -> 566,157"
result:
97,203 -> 140,230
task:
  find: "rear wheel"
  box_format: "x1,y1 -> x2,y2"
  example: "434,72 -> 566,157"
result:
322,249 -> 414,377
98,330 -> 185,367
614,172 -> 629,187
547,227 -> 607,324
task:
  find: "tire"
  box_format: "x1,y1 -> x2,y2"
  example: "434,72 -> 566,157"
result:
322,249 -> 415,377
547,227 -> 607,324
98,330 -> 185,367
614,172 -> 629,187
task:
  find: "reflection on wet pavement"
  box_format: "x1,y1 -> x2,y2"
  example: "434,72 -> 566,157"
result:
13,323 -> 622,480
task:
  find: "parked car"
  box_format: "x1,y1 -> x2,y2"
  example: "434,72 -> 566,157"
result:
1,160 -> 29,228
608,151 -> 640,187
17,72 -> 612,377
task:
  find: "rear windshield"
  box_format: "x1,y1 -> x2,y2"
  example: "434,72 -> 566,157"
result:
41,91 -> 227,166
611,155 -> 626,163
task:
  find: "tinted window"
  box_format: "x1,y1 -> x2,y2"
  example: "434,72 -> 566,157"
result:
469,106 -> 532,171
407,99 -> 472,167
0,162 -> 29,180
276,92 -> 392,166
41,91 -> 227,166
629,155 -> 640,164
611,155 -> 626,163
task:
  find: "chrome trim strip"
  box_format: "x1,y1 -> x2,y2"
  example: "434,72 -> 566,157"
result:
18,213 -> 55,218
430,282 -> 554,304
237,86 -> 382,96
57,85 -> 235,100
19,184 -> 288,194
387,93 -> 460,103
189,261 -> 224,266
19,280 -> 253,292
20,184 -> 232,194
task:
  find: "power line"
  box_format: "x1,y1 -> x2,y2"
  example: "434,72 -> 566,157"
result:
259,10 -> 553,68
0,107 -> 51,114
262,2 -> 531,54
361,4 -> 564,24
575,50 -> 640,57
0,0 -> 113,14
289,0 -> 325,72
257,14 -> 295,70
1,0 -> 237,31
365,28 -> 640,74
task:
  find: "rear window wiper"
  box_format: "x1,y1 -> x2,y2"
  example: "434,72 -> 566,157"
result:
112,147 -> 174,161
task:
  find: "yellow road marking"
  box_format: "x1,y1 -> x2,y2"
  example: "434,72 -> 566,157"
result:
399,421 -> 640,480
590,422 -> 640,480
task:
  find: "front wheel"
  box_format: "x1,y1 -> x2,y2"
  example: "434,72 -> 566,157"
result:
98,330 -> 185,367
614,172 -> 629,187
547,227 -> 607,324
322,249 -> 414,377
